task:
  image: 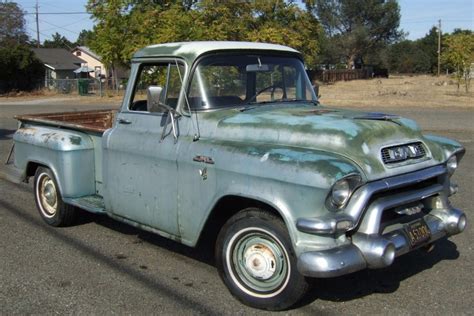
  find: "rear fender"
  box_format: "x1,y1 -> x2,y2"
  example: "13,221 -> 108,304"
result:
13,125 -> 96,198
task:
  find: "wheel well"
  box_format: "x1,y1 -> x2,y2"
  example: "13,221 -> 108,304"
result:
25,162 -> 46,179
196,195 -> 284,250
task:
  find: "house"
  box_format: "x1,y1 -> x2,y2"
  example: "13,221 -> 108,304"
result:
71,46 -> 106,78
32,48 -> 85,85
71,46 -> 129,81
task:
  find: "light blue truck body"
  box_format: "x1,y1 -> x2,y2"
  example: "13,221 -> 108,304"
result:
10,42 -> 467,280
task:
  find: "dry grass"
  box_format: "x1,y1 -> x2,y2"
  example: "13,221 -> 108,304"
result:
2,75 -> 472,109
318,75 -> 473,109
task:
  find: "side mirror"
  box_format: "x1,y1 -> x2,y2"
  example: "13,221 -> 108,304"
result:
147,85 -> 163,112
146,85 -> 179,142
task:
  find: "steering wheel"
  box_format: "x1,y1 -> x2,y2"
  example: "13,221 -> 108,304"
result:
248,84 -> 286,103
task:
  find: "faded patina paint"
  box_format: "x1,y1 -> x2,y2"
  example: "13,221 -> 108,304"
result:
13,41 -> 465,257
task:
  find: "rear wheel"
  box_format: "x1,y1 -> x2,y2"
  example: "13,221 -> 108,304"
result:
216,208 -> 309,310
34,167 -> 77,226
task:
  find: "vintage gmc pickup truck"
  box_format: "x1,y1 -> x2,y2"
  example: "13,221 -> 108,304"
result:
3,42 -> 467,310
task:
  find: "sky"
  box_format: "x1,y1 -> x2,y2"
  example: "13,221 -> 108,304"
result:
13,0 -> 474,44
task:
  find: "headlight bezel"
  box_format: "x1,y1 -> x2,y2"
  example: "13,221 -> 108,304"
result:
326,174 -> 363,211
446,155 -> 458,176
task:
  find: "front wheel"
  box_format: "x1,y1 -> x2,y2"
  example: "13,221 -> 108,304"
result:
216,208 -> 309,310
34,167 -> 77,226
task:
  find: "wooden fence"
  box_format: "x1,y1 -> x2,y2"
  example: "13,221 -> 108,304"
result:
310,69 -> 372,83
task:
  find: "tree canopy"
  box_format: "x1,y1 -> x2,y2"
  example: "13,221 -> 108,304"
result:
442,32 -> 474,92
307,0 -> 403,68
0,2 -> 28,45
43,32 -> 74,49
0,2 -> 43,93
86,0 -> 322,70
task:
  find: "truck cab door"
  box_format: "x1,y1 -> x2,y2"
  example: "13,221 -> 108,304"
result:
102,61 -> 184,237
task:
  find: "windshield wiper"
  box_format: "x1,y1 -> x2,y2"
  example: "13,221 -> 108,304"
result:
240,99 -> 318,112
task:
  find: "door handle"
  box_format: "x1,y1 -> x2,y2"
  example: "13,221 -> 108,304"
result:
118,118 -> 131,125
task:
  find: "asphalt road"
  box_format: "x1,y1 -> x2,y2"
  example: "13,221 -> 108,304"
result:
0,100 -> 473,315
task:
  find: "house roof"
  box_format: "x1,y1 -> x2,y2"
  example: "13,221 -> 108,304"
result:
32,48 -> 85,70
133,41 -> 301,65
72,46 -> 102,62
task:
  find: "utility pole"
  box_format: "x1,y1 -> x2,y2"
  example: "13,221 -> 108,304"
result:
437,19 -> 441,77
35,0 -> 40,48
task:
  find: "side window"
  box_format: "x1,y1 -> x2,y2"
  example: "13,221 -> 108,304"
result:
129,63 -> 184,112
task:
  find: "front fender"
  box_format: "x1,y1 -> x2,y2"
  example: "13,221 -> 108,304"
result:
182,140 -> 363,254
423,134 -> 465,162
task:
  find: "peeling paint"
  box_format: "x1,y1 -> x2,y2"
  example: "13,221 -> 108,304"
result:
69,136 -> 82,145
199,104 -> 454,180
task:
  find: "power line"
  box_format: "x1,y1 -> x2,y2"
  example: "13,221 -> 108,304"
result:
41,16 -> 91,33
39,18 -> 81,35
25,11 -> 89,15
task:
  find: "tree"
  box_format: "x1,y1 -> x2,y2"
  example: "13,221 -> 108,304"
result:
0,44 -> 44,93
0,2 -> 43,93
307,0 -> 403,68
86,0 -> 322,72
75,29 -> 95,47
0,2 -> 28,45
386,40 -> 431,73
417,27 -> 441,74
43,32 -> 74,49
442,32 -> 474,93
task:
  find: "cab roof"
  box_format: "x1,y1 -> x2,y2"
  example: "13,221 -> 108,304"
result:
133,41 -> 301,64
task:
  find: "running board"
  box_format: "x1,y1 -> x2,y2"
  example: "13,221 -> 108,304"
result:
64,195 -> 106,214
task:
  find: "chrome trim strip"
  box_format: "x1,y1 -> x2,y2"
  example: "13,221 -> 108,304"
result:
296,213 -> 353,235
358,183 -> 443,235
297,207 -> 466,278
345,165 -> 446,224
297,244 -> 367,278
296,165 -> 446,236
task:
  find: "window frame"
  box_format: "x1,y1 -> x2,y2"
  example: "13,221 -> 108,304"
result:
184,51 -> 309,112
126,59 -> 187,115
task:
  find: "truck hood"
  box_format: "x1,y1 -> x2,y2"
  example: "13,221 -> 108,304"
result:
198,103 -> 448,181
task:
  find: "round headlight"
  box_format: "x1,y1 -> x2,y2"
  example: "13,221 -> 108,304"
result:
331,179 -> 351,207
447,155 -> 458,175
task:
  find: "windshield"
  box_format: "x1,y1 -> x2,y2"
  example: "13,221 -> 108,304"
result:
187,54 -> 317,110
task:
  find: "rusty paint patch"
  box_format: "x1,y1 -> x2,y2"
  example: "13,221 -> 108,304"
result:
69,136 -> 82,145
16,109 -> 117,134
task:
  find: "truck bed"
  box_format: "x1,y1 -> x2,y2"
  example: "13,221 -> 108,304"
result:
15,109 -> 117,133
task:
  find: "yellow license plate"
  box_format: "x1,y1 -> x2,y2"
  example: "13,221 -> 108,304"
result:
405,218 -> 431,248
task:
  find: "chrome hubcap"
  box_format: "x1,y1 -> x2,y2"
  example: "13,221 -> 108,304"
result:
227,228 -> 290,297
244,244 -> 277,280
43,181 -> 57,206
38,174 -> 58,217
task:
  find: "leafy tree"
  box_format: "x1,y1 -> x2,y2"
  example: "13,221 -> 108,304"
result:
75,29 -> 95,47
43,32 -> 74,49
86,0 -> 322,71
386,40 -> 431,73
442,32 -> 474,93
0,2 -> 28,45
416,26 -> 441,74
0,1 -> 43,93
307,0 -> 403,68
0,44 -> 43,93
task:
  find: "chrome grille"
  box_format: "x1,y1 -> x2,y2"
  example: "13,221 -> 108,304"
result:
381,142 -> 426,164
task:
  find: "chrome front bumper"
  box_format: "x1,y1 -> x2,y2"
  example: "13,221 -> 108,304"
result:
298,207 -> 466,278
296,165 -> 467,278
